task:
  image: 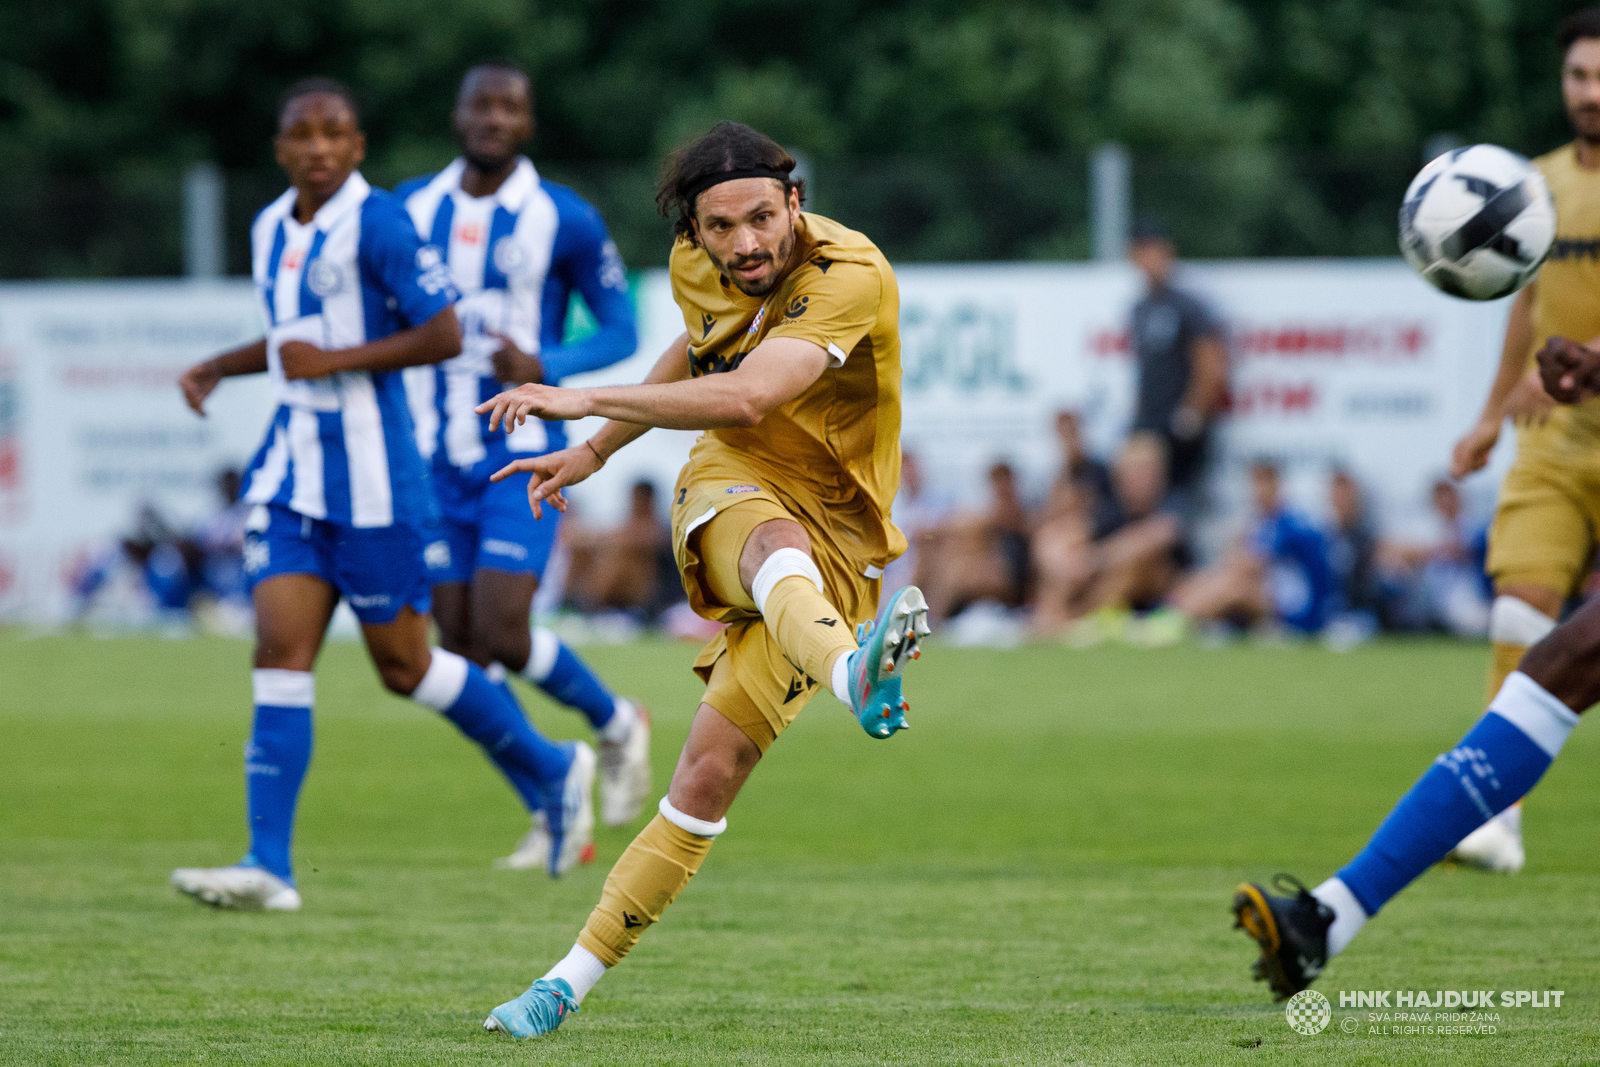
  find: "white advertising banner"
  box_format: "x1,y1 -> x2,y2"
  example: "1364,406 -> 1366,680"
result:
0,262 -> 1516,623
0,282 -> 269,622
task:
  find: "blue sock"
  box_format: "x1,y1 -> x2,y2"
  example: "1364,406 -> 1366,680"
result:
522,626 -> 618,730
243,670 -> 315,884
1338,672 -> 1578,916
482,664 -> 548,814
414,648 -> 571,784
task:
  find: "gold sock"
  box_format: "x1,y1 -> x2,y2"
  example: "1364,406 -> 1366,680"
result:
762,574 -> 860,689
577,814 -> 715,967
1487,642 -> 1528,704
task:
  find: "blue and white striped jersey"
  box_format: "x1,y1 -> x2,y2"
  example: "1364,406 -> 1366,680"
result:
241,172 -> 458,528
397,158 -> 636,476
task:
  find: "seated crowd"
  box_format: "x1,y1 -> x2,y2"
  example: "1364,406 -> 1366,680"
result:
74,421 -> 1493,648
896,411 -> 1496,647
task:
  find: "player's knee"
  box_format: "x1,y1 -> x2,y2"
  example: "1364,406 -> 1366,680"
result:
372,648 -> 431,696
742,520 -> 810,571
476,621 -> 531,671
1517,611 -> 1600,712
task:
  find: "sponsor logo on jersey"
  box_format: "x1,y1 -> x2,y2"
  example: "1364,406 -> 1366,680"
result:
424,540 -> 452,571
784,295 -> 809,320
1547,237 -> 1600,262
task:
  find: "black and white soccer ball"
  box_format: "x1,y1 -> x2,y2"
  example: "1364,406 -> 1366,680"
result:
1399,144 -> 1556,301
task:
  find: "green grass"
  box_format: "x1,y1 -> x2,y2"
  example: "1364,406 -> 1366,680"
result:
2,633 -> 1598,1064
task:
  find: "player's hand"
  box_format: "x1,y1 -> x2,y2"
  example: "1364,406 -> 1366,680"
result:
178,360 -> 221,417
279,340 -> 331,380
1450,418 -> 1500,479
476,383 -> 591,430
489,444 -> 603,519
1536,336 -> 1600,404
488,331 -> 544,385
1503,370 -> 1556,427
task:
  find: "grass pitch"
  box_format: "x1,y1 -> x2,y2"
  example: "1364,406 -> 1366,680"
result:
2,632 -> 1598,1065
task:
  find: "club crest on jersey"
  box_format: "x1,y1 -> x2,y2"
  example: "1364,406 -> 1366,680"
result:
747,306 -> 766,335
493,236 -> 528,277
416,245 -> 444,271
305,258 -> 344,298
725,485 -> 760,494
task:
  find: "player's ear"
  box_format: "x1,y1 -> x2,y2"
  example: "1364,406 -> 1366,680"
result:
787,184 -> 800,216
352,130 -> 367,166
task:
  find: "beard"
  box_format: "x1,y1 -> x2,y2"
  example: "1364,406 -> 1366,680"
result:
463,145 -> 518,175
1570,103 -> 1600,144
712,227 -> 796,297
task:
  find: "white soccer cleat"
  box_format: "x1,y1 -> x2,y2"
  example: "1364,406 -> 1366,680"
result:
547,742 -> 597,878
599,703 -> 652,827
170,864 -> 302,911
1449,807 -> 1525,874
495,811 -> 597,871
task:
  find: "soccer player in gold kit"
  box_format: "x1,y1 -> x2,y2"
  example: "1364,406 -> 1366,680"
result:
1447,9 -> 1600,872
470,121 -> 930,1037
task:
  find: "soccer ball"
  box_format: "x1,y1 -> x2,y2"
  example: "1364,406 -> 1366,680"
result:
1399,144 -> 1556,301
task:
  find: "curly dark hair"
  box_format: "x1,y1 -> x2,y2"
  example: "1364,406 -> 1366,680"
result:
277,77 -> 362,130
1561,8 -> 1600,52
655,121 -> 806,243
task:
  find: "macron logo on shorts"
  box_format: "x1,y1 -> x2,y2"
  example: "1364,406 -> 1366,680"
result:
347,593 -> 392,609
481,538 -> 530,561
243,538 -> 270,574
424,541 -> 452,571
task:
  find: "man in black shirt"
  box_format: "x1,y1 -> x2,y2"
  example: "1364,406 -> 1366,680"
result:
1127,218 -> 1229,520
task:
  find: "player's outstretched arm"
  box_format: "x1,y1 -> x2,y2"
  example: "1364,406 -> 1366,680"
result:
279,307 -> 462,380
488,331 -> 693,518
479,335 -> 828,433
179,338 -> 268,416
1452,284 -> 1537,478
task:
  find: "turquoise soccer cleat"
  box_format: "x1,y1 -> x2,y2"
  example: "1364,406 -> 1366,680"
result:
483,978 -> 580,1038
845,585 -> 931,739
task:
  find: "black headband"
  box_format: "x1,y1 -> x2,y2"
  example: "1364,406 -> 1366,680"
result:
683,167 -> 793,202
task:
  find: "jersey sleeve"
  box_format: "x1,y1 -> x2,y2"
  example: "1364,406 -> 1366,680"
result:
359,194 -> 458,327
537,189 -> 638,381
766,260 -> 881,367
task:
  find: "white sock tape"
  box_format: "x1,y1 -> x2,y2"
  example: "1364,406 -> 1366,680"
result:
1488,671 -> 1580,760
524,626 -> 560,683
751,547 -> 825,615
412,648 -> 469,710
658,795 -> 727,838
253,668 -> 314,708
1489,596 -> 1557,647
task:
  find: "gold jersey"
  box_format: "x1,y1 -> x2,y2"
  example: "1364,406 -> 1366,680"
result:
1522,143 -> 1600,464
668,211 -> 906,562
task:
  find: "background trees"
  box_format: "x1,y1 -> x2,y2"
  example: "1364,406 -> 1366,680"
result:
0,0 -> 1582,273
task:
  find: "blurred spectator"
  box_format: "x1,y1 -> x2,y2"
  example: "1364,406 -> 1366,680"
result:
883,451 -> 951,594
1168,459 -> 1333,635
563,480 -> 677,619
1128,218 -> 1229,522
1381,478 -> 1492,637
1052,411 -> 1115,532
918,461 -> 1030,622
1324,469 -> 1383,620
1033,432 -> 1183,635
193,469 -> 251,607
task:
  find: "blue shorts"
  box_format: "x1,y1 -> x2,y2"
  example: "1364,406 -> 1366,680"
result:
425,463 -> 562,585
243,504 -> 432,625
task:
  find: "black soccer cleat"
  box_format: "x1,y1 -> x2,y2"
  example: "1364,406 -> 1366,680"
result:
1232,873 -> 1333,1001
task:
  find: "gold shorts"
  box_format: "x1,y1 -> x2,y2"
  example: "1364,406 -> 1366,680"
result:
670,460 -> 882,753
1486,454 -> 1600,597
